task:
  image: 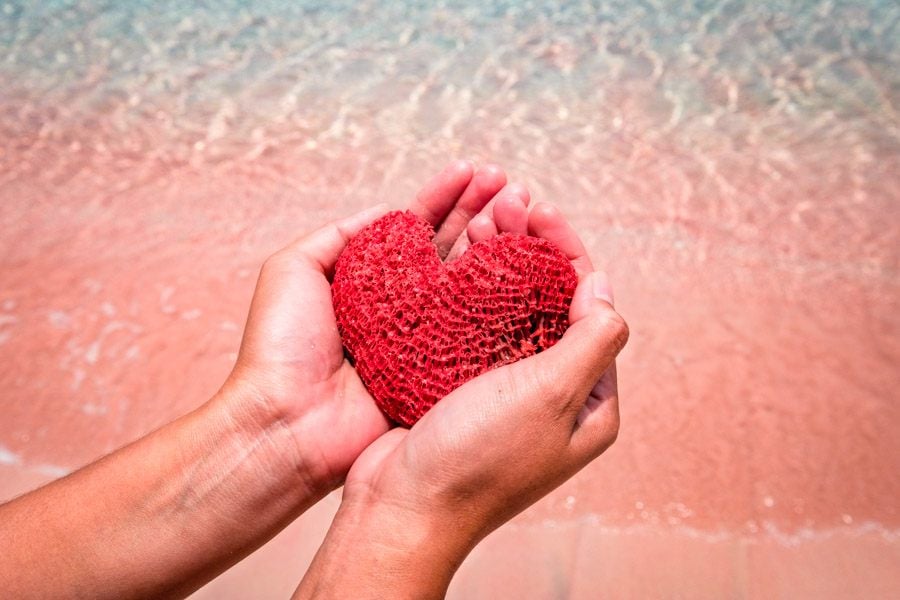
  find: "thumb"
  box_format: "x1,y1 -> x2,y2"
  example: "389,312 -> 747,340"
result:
529,271 -> 628,407
283,203 -> 389,274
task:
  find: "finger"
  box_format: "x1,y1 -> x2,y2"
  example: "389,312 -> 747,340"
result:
445,275 -> 626,448
571,362 -> 620,460
408,160 -> 475,227
515,272 -> 628,416
433,164 -> 507,259
281,203 -> 389,275
527,202 -> 594,276
446,210 -> 499,264
466,214 -> 498,244
493,183 -> 531,235
446,180 -> 526,260
568,270 -> 614,320
592,271 -> 615,306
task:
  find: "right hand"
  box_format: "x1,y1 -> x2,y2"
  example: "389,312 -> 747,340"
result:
295,202 -> 628,600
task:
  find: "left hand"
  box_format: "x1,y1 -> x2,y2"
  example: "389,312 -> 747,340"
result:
0,162 -> 537,600
221,161 -> 516,494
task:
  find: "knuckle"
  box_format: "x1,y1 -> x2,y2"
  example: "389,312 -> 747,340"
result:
590,307 -> 630,354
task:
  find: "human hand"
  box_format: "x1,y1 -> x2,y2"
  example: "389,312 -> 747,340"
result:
294,203 -> 628,599
219,161 -> 526,498
0,162 -> 545,600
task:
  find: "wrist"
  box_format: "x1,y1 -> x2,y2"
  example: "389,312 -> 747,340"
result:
296,497 -> 474,599
211,373 -> 334,508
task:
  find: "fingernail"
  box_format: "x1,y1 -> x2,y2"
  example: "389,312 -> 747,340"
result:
592,271 -> 614,305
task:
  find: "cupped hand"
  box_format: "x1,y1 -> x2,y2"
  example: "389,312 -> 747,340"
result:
317,204 -> 628,595
222,161 -> 510,493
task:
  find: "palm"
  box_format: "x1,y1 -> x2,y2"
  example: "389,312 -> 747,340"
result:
235,254 -> 386,473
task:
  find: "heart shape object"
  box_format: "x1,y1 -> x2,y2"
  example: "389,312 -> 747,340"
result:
332,210 -> 578,426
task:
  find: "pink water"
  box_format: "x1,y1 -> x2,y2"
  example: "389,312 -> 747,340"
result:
1,1 -> 899,597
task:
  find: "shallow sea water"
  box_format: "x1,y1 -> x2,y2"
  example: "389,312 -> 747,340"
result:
1,0 -> 900,596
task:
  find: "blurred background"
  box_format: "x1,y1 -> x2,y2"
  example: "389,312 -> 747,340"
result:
1,0 -> 898,597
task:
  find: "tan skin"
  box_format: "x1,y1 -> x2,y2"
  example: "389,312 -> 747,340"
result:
0,161 -> 627,599
295,198 -> 626,599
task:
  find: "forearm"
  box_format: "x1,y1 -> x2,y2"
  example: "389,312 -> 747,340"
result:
294,499 -> 474,600
0,380 -> 326,599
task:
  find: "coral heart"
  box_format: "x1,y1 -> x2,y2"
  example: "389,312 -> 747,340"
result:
332,211 -> 578,426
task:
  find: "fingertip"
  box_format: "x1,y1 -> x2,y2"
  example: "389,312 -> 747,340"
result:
283,205 -> 390,274
493,193 -> 529,235
431,163 -> 507,258
504,182 -> 531,206
442,160 -> 475,193
467,213 -> 498,243
481,162 -> 504,176
476,163 -> 508,191
411,162 -> 475,226
450,158 -> 475,179
529,202 -> 562,230
527,202 -> 594,274
495,194 -> 524,211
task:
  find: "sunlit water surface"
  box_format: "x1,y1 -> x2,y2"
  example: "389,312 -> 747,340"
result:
1,0 -> 899,535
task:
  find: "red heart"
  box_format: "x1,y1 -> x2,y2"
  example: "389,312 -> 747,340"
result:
332,211 -> 578,426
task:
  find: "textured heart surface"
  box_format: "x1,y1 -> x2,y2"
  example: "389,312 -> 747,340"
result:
332,211 -> 578,426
